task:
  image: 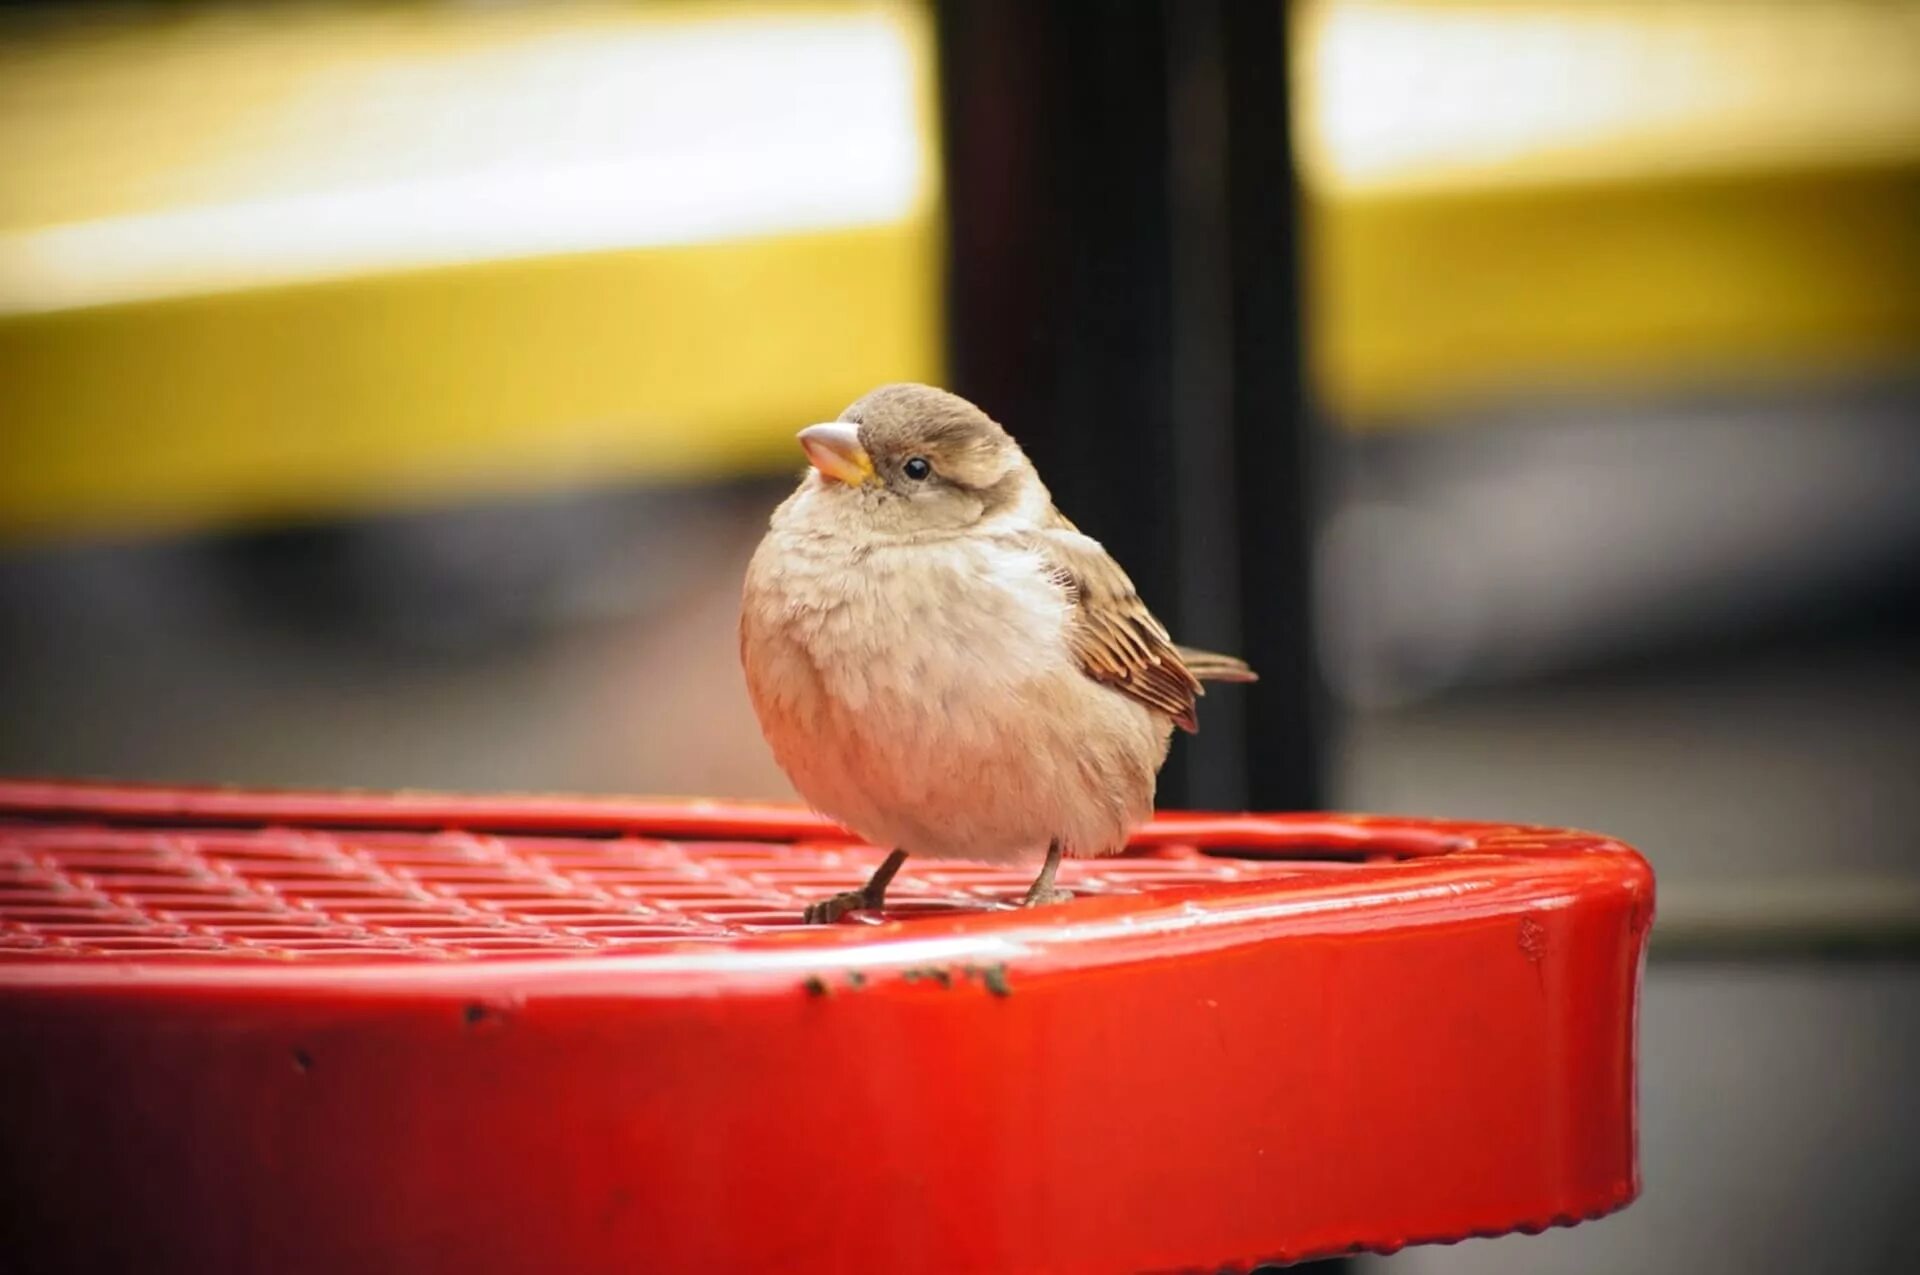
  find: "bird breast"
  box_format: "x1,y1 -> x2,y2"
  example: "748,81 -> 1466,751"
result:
741,527 -> 1169,864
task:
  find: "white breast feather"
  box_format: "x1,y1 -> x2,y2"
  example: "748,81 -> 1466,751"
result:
742,526 -> 1170,864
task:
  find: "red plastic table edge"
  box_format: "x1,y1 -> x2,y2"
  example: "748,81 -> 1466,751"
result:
1,779 -> 1653,1273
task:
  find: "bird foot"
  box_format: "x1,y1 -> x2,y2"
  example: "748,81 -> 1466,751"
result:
1019,884 -> 1074,908
803,889 -> 881,925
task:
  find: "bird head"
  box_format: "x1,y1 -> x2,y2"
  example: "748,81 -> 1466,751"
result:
793,384 -> 1043,536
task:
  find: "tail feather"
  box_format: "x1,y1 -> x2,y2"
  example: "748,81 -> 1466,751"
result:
1175,645 -> 1258,684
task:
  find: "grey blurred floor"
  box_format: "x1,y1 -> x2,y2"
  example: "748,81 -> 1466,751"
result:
2,479 -> 1917,1274
0,484 -> 795,800
1340,649 -> 1920,885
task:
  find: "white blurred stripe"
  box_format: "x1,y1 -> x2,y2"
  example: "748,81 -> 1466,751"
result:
0,13 -> 925,315
1296,0 -> 1920,194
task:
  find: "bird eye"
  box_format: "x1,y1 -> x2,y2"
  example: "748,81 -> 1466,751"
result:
903,457 -> 932,481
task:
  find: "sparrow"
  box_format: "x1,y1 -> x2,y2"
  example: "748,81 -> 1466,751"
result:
740,383 -> 1255,923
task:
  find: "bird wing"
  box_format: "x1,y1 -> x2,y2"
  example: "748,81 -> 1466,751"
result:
1014,510 -> 1207,733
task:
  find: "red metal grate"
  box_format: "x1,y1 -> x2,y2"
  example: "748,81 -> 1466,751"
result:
0,780 -> 1652,1275
0,782 -> 1471,964
1,825 -> 1418,961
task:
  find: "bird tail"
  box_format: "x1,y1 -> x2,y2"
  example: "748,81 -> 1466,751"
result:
1176,646 -> 1258,684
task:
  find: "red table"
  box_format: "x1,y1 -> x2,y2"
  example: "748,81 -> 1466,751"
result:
0,779 -> 1652,1273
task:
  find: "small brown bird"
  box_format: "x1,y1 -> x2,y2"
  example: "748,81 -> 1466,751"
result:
740,383 -> 1255,922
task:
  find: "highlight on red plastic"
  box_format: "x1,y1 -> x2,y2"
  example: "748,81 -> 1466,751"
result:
0,779 -> 1653,1274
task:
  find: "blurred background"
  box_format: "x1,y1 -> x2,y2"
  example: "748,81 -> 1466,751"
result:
1,1 -> 1916,1270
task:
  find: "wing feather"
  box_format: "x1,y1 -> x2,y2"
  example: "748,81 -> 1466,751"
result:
1007,510 -> 1209,732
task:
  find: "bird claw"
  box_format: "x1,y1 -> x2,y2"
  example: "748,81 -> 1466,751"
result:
803,890 -> 878,924
1019,885 -> 1074,909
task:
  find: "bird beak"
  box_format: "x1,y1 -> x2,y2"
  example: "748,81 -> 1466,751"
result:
797,423 -> 876,487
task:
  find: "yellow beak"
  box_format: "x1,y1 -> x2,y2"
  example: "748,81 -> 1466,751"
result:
797,423 -> 876,487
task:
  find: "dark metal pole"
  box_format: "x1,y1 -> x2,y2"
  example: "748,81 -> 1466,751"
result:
935,0 -> 1325,816
934,0 -> 1182,742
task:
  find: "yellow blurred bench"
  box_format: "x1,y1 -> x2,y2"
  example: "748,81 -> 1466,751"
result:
0,2 -> 943,542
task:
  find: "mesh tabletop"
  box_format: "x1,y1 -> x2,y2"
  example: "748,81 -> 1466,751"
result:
0,780 -> 1653,1274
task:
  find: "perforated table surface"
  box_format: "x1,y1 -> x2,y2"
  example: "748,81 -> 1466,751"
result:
0,779 -> 1653,1274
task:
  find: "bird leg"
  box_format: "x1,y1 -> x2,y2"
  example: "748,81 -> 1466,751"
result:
1019,840 -> 1073,907
803,848 -> 908,924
